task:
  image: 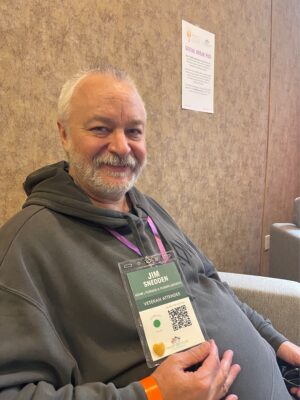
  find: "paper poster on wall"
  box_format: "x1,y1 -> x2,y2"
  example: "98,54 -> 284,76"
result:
182,20 -> 215,113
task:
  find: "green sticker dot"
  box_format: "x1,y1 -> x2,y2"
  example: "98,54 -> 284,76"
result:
153,319 -> 161,328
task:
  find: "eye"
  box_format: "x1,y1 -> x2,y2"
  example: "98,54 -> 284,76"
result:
126,128 -> 143,139
89,126 -> 111,135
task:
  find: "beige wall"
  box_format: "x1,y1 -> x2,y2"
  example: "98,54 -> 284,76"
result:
260,0 -> 300,275
0,0 -> 299,275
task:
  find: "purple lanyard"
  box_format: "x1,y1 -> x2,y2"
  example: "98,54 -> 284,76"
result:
106,216 -> 169,262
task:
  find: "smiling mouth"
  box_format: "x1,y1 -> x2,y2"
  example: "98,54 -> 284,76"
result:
101,164 -> 133,177
102,164 -> 132,171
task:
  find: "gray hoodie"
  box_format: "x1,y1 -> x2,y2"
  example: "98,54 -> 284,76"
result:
0,161 -> 290,399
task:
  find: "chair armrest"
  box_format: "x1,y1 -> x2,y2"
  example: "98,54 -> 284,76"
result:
219,272 -> 300,346
270,223 -> 300,281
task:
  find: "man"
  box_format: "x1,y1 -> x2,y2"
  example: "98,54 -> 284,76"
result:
0,67 -> 299,400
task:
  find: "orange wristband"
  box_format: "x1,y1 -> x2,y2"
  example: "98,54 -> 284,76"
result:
139,376 -> 163,400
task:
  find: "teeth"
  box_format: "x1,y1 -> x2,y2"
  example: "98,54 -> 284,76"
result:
94,154 -> 136,169
105,164 -> 132,168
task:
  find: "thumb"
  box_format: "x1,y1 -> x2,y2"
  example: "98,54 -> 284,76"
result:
177,341 -> 211,369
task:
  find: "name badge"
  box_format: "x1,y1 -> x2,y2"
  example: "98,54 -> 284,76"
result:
119,251 -> 205,367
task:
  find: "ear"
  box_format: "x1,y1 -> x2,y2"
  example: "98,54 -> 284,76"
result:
57,121 -> 71,153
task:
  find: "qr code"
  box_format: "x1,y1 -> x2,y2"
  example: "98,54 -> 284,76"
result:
168,304 -> 192,331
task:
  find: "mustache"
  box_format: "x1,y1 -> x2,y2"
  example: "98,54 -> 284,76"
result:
93,153 -> 137,169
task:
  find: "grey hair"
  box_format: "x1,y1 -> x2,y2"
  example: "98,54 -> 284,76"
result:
57,66 -> 145,126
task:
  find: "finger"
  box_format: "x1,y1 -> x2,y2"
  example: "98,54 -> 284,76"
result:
219,349 -> 241,394
223,363 -> 241,392
199,339 -> 220,370
290,386 -> 300,397
225,395 -> 238,400
177,341 -> 211,369
193,339 -> 221,378
220,349 -> 234,377
209,339 -> 220,359
193,340 -> 224,386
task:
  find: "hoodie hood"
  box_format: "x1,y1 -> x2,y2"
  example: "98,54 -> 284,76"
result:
23,161 -> 148,229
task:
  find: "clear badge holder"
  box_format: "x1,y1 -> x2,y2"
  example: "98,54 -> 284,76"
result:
119,250 -> 205,368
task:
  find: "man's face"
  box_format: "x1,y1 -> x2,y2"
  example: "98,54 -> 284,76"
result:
58,74 -> 147,202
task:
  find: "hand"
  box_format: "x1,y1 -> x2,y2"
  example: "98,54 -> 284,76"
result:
277,341 -> 300,366
277,341 -> 300,398
152,340 -> 241,400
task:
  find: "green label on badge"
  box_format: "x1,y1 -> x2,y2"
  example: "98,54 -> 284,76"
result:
127,262 -> 188,311
136,287 -> 187,311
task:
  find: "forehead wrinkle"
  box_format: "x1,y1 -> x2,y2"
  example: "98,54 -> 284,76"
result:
91,95 -> 145,124
86,115 -> 145,127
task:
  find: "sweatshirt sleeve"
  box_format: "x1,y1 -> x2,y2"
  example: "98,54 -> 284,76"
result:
182,234 -> 288,352
0,286 -> 147,400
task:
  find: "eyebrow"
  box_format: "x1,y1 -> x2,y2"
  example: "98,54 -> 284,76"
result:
86,115 -> 145,126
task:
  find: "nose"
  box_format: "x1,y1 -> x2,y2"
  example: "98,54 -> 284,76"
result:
107,129 -> 131,156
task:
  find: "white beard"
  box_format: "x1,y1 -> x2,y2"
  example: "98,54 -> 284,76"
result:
68,149 -> 145,201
